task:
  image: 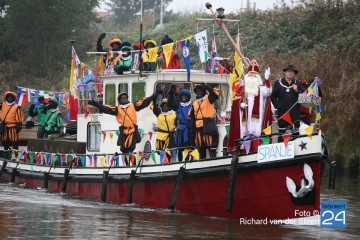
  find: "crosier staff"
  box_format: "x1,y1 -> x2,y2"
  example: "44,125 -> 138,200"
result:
205,2 -> 250,68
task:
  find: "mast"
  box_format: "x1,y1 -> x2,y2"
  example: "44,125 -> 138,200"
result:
205,2 -> 249,67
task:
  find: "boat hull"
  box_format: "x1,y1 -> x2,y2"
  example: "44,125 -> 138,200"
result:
0,153 -> 324,220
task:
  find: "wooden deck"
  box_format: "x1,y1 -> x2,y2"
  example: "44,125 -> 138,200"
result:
19,126 -> 38,141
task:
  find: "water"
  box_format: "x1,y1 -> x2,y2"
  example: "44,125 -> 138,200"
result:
0,174 -> 359,239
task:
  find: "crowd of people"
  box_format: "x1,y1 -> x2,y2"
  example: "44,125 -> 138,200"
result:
1,53 -> 321,161
97,33 -> 181,75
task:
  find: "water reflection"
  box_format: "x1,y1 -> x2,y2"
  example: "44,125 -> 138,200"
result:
0,174 -> 358,239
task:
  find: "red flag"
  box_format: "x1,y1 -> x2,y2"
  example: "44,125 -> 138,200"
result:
149,132 -> 153,141
220,65 -> 224,79
177,40 -> 182,50
131,154 -> 136,166
163,155 -> 170,164
84,108 -> 89,119
282,112 -> 293,125
282,134 -> 291,147
69,94 -> 78,121
102,131 -> 106,142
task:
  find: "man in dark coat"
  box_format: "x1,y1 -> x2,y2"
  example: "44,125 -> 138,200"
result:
271,64 -> 303,131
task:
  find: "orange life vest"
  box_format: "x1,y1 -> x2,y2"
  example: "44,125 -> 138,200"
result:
1,103 -> 23,127
116,104 -> 137,134
191,96 -> 215,128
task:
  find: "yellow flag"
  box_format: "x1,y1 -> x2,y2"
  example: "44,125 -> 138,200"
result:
316,112 -> 321,121
229,36 -> 244,100
183,149 -> 190,161
263,125 -> 272,135
190,149 -> 200,161
100,157 -> 106,167
162,43 -> 174,68
147,47 -> 159,62
305,126 -> 314,140
166,149 -> 172,156
307,87 -> 313,94
109,131 -> 114,142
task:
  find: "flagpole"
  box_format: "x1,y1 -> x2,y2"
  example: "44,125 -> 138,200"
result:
205,3 -> 249,68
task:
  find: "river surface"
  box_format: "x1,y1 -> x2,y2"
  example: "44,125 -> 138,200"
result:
0,173 -> 358,239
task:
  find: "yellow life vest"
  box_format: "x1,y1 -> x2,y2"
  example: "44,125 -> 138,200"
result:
157,111 -> 176,141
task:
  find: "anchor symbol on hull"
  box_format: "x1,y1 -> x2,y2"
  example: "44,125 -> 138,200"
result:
286,163 -> 315,198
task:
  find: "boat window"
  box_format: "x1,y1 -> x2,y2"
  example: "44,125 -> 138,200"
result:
132,82 -> 146,102
118,83 -> 128,95
87,122 -> 101,152
105,84 -> 116,105
153,81 -> 192,106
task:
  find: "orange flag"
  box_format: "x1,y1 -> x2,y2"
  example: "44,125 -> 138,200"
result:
282,112 -> 293,126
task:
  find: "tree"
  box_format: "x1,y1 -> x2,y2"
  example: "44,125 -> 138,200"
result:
108,0 -> 173,28
0,0 -> 99,89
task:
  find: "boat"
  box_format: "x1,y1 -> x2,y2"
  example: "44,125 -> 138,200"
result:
0,3 -> 329,221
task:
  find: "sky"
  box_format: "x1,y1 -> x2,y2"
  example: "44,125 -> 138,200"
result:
166,0 -> 290,13
98,0 -> 295,13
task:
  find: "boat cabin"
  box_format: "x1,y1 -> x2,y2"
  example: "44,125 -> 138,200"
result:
76,69 -> 231,163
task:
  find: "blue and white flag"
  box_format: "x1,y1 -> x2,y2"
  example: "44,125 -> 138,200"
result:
179,39 -> 191,81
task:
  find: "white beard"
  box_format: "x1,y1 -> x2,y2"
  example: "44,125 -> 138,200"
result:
244,73 -> 263,96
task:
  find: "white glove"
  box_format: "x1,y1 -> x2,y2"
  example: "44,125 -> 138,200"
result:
264,67 -> 270,79
240,103 -> 248,109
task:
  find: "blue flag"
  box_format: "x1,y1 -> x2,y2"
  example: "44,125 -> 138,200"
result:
180,39 -> 191,82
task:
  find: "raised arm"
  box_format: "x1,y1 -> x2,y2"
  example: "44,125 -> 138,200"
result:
167,85 -> 179,111
134,91 -> 161,111
201,83 -> 219,104
88,100 -> 118,116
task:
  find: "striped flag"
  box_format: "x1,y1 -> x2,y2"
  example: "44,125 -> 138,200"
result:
16,87 -> 28,107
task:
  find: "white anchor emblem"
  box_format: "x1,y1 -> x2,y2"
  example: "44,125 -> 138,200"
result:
286,163 -> 315,198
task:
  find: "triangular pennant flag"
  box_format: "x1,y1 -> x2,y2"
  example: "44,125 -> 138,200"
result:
149,131 -> 153,140
102,131 -> 106,142
305,126 -> 314,140
131,154 -> 136,166
282,134 -> 292,147
163,154 -> 170,165
84,108 -> 89,119
79,156 -> 85,167
183,149 -> 190,161
150,152 -> 156,164
243,140 -> 251,154
120,155 -> 125,166
159,151 -> 165,164
282,112 -> 293,126
190,149 -> 200,161
316,112 -> 321,121
263,125 -> 272,135
261,137 -> 271,145
109,131 -> 114,143
166,149 -> 172,157
162,42 -> 174,68
116,130 -> 120,136
220,65 -> 224,78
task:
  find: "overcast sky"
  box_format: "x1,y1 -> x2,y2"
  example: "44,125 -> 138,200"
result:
99,0 -> 294,13
166,0 -> 291,13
